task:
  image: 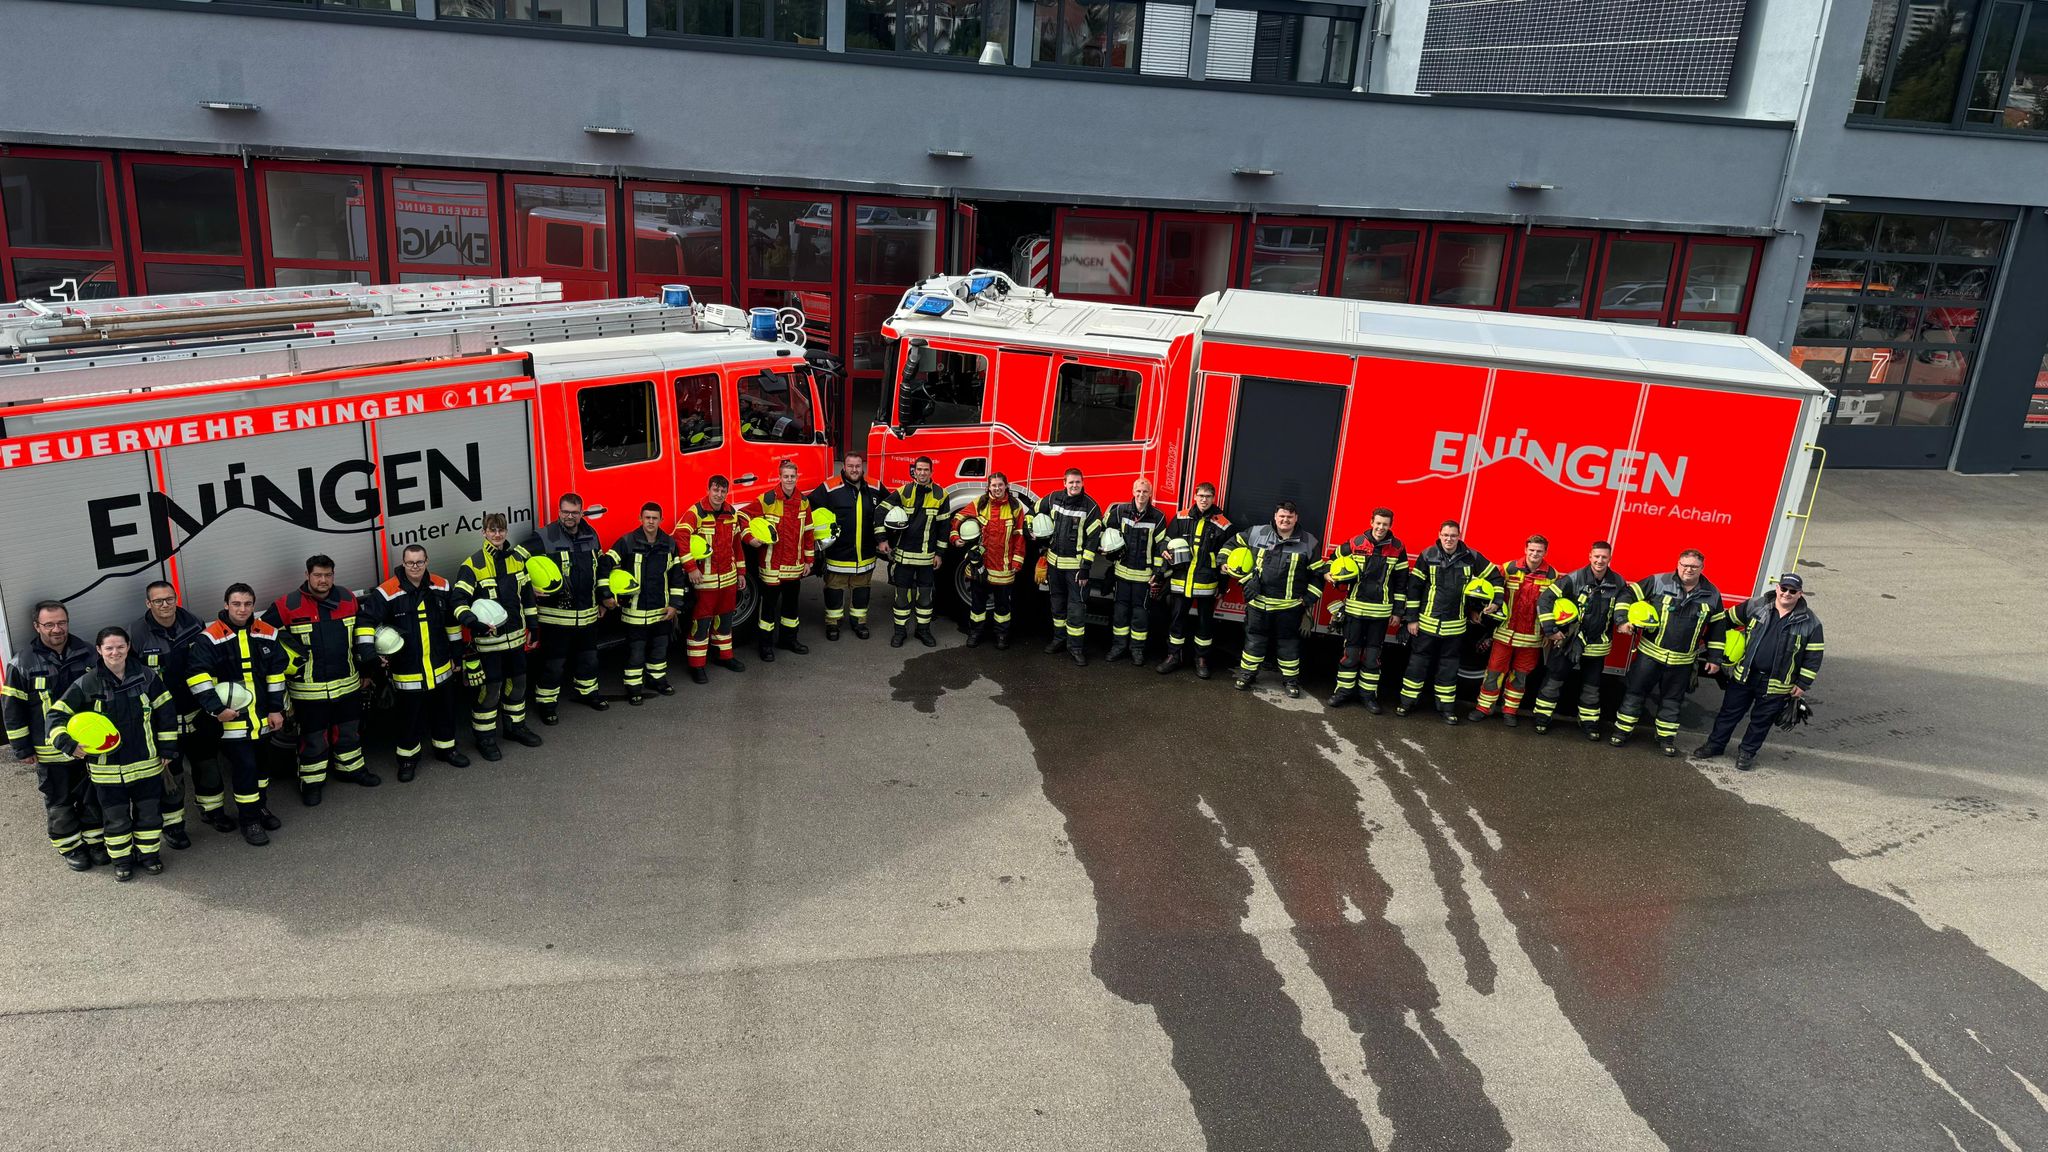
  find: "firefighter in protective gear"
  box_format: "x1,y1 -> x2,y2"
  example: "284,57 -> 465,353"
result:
887,456 -> 950,649
264,554 -> 377,805
1220,500 -> 1322,698
454,512 -> 544,761
1156,483 -> 1232,679
1530,542 -> 1634,737
1470,535 -> 1558,725
750,460 -> 817,661
952,472 -> 1030,649
676,475 -> 750,682
1696,573 -> 1824,771
602,503 -> 687,703
1399,520 -> 1500,723
360,545 -> 471,781
47,627 -> 181,882
130,581 -> 219,842
1324,507 -> 1408,712
1611,549 -> 1725,756
1102,479 -> 1168,667
4,601 -> 104,870
807,452 -> 891,641
187,584 -> 290,846
1034,468 -> 1104,666
529,492 -> 612,722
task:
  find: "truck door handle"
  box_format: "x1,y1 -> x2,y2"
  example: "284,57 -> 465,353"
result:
586,505 -> 608,519
958,457 -> 988,478
736,473 -> 758,485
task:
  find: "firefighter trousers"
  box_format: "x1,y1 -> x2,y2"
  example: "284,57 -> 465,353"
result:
96,771 -> 166,862
1334,614 -> 1392,699
470,648 -> 530,733
823,569 -> 873,626
1532,648 -> 1607,727
1477,641 -> 1543,715
759,580 -> 803,648
968,580 -> 1014,639
1109,578 -> 1153,659
1706,674 -> 1792,758
393,684 -> 461,764
36,760 -> 103,856
536,622 -> 601,707
1401,629 -> 1464,712
1165,593 -> 1218,655
1614,657 -> 1695,741
221,738 -> 265,809
166,714 -> 226,817
1046,568 -> 1089,652
891,562 -> 937,631
623,622 -> 674,689
292,695 -> 365,784
687,584 -> 738,667
1239,605 -> 1304,682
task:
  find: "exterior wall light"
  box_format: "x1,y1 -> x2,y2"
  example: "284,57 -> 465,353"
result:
198,101 -> 260,112
1232,167 -> 1280,177
928,149 -> 973,159
1507,181 -> 1558,191
583,125 -> 635,137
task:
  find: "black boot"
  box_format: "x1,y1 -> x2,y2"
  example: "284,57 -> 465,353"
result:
113,861 -> 135,883
89,843 -> 111,867
1043,637 -> 1065,655
1284,680 -> 1302,699
436,747 -> 470,768
891,626 -> 908,648
966,629 -> 984,648
690,667 -> 709,684
333,768 -> 383,787
1156,651 -> 1183,675
477,736 -> 504,763
1195,656 -> 1212,681
852,621 -> 871,640
780,635 -> 809,655
1130,646 -> 1146,667
1532,718 -> 1550,734
240,813 -> 270,847
539,706 -> 560,727
1583,724 -> 1604,742
398,759 -> 418,783
257,804 -> 282,831
826,623 -> 841,641
506,723 -> 544,748
758,644 -> 777,664
202,808 -> 238,833
301,782 -> 325,807
164,824 -> 192,851
1659,738 -> 1680,758
63,848 -> 92,872
1736,752 -> 1758,771
995,632 -> 1011,651
581,693 -> 610,712
1327,687 -> 1353,708
1105,640 -> 1129,664
1502,713 -> 1519,728
651,678 -> 676,696
140,855 -> 164,875
917,625 -> 937,648
1070,648 -> 1088,667
1362,696 -> 1383,715
628,688 -> 645,707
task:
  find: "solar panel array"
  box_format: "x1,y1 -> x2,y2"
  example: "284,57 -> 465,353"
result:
1416,0 -> 1750,98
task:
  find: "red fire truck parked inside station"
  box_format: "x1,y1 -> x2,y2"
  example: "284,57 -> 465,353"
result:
867,273 -> 1828,637
0,278 -> 835,664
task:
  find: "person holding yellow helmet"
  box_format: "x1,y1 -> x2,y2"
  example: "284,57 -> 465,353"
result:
4,599 -> 105,870
47,626 -> 183,882
806,451 -> 892,641
1101,478 -> 1169,667
1696,573 -> 1824,771
750,460 -> 818,661
1611,548 -> 1726,756
528,492 -> 614,723
601,502 -> 687,704
951,472 -> 1031,649
1323,507 -> 1408,711
360,545 -> 471,782
1530,541 -> 1634,737
1397,520 -> 1500,723
675,476 -> 752,683
886,456 -> 951,649
1218,499 -> 1322,698
1034,468 -> 1104,665
453,511 -> 544,762
1469,534 -> 1559,726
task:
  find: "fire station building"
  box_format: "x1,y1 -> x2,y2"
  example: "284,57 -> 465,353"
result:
1,0 -> 2044,472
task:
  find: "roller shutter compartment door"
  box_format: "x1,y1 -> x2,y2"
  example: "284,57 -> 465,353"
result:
0,453 -> 161,647
374,403 -> 538,575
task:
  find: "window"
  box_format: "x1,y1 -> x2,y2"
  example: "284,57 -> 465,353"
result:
1337,224 -> 1421,303
386,173 -> 499,283
1,151 -> 127,302
628,185 -> 729,301
259,163 -> 376,286
851,204 -> 940,286
125,158 -> 252,295
267,0 -> 415,9
651,0 -> 825,41
739,368 -> 818,443
2027,351 -> 2048,428
578,380 -> 659,468
1034,0 -> 1139,69
900,348 -> 989,427
1050,363 -> 1141,443
439,0 -> 625,26
847,0 -> 1012,57
1056,211 -> 1144,301
747,198 -> 835,283
508,178 -> 614,297
1149,215 -> 1239,306
1244,220 -> 1331,295
1510,230 -> 1595,314
676,372 -> 724,452
1852,0 -> 2048,134
1425,229 -> 1507,308
1596,236 -> 1679,321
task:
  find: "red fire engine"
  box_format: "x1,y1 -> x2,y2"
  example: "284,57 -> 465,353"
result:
867,273 -> 1828,637
0,278 -> 835,664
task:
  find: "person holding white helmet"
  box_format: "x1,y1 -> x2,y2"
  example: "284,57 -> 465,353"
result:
528,492 -> 614,723
1101,478 -> 1168,667
601,503 -> 687,704
1323,506 -> 1408,712
1397,520 -> 1499,724
1156,482 -> 1233,679
886,456 -> 949,649
4,599 -> 104,870
359,545 -> 470,782
47,626 -> 181,882
951,471 -> 1030,649
186,583 -> 289,846
1611,549 -> 1725,757
1033,468 -> 1103,666
454,511 -> 544,761
1218,500 -> 1321,698
806,451 -> 892,641
1530,541 -> 1633,738
750,459 -> 818,662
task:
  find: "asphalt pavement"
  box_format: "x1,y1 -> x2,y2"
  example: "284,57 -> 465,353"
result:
2,469 -> 2044,1151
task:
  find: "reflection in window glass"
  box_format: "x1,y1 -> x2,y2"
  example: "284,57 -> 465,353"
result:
849,0 -> 1010,55
1868,259 -> 1930,297
1035,0 -> 1137,68
739,368 -> 817,442
264,171 -> 372,263
274,267 -> 371,288
578,380 -> 659,468
2028,352 -> 2048,429
11,258 -> 120,301
1940,217 -> 2008,257
1338,227 -> 1419,303
1681,244 -> 1755,315
1877,214 -> 1943,253
1931,263 -> 1992,298
851,204 -> 938,286
631,189 -> 726,293
1907,347 -> 1971,389
1051,363 -> 1141,443
1966,2 -> 2024,122
506,0 -> 627,24
1247,225 -> 1328,295
0,156 -> 111,250
1799,302 -> 1857,340
1426,231 -> 1505,307
675,372 -> 724,452
512,184 -> 609,273
748,199 -> 836,283
1512,234 -> 1592,310
1858,304 -> 1920,342
1151,218 -> 1236,302
1599,239 -> 1674,313
390,177 -> 495,270
749,288 -> 834,349
1790,346 -> 1848,386
1919,305 -> 1980,343
1057,215 -> 1143,297
145,264 -> 249,293
899,349 -> 989,427
1816,212 -> 1878,251
849,292 -> 896,373
1853,0 -> 1900,115
1806,260 -> 1868,294
1239,9 -> 1362,85
1881,1 -> 1973,122
1896,390 -> 1962,425
133,165 -> 241,256
1832,388 -> 1902,425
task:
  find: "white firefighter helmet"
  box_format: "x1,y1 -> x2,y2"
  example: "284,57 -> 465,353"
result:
1164,538 -> 1192,564
469,599 -> 510,629
1029,512 -> 1055,539
955,516 -> 982,542
215,681 -> 255,712
884,504 -> 911,530
1098,527 -> 1126,553
373,626 -> 407,656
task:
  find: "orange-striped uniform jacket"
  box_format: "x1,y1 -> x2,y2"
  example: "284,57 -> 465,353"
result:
952,493 -> 1030,585
674,500 -> 750,591
1492,560 -> 1559,646
750,485 -> 816,584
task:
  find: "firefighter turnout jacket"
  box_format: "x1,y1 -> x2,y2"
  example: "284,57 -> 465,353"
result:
185,614 -> 289,740
751,486 -> 817,583
1163,505 -> 1233,597
602,530 -> 688,625
675,501 -> 749,590
1103,502 -> 1168,582
49,662 -> 179,784
807,476 -> 890,575
889,482 -> 950,567
1538,566 -> 1633,657
1492,560 -> 1559,646
953,493 -> 1029,584
1630,572 -> 1727,666
1725,594 -> 1824,695
1405,544 -> 1500,637
1330,529 -> 1409,618
361,569 -> 465,692
454,543 -> 538,653
528,517 -> 608,627
1227,523 -> 1323,610
129,608 -> 206,724
4,636 -> 95,765
264,583 -> 361,702
1035,490 -> 1103,571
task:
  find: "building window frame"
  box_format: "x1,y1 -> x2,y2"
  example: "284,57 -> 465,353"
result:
1239,215 -> 1336,296
503,173 -> 620,299
649,0 -> 830,44
120,152 -> 256,296
1421,223 -> 1512,310
1032,0 -> 1143,71
1210,0 -> 1363,88
1504,226 -> 1599,318
253,159 -> 381,288
437,0 -> 627,29
845,0 -> 1014,58
1849,0 -> 2048,136
382,168 -> 505,284
0,146 -> 130,303
624,181 -> 734,304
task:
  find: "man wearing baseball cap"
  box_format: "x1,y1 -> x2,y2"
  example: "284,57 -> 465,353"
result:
1695,573 -> 1824,771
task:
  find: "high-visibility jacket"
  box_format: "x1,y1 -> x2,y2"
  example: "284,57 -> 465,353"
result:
807,476 -> 890,575
360,570 -> 465,692
263,584 -> 361,702
674,500 -> 749,591
3,636 -> 96,765
1492,560 -> 1559,646
129,607 -> 206,724
601,529 -> 688,626
1629,572 -> 1726,666
1404,544 -> 1499,637
453,543 -> 538,653
888,482 -> 949,568
1724,595 -> 1824,695
185,614 -> 289,741
1162,506 -> 1233,597
1034,490 -> 1103,571
527,517 -> 607,627
1224,523 -> 1322,611
48,662 -> 178,785
1537,566 -> 1633,658
1329,529 -> 1409,618
750,484 -> 817,584
952,494 -> 1029,584
1103,501 -> 1168,582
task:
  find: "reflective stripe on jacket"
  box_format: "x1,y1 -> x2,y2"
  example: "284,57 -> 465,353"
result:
3,636 -> 96,764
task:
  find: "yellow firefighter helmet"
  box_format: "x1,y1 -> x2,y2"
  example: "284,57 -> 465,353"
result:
65,711 -> 121,756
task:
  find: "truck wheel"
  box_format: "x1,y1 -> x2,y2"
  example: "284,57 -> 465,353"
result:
944,554 -> 973,622
733,575 -> 762,634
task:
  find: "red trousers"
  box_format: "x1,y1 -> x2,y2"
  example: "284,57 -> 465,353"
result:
687,583 -> 739,667
1477,641 -> 1542,715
